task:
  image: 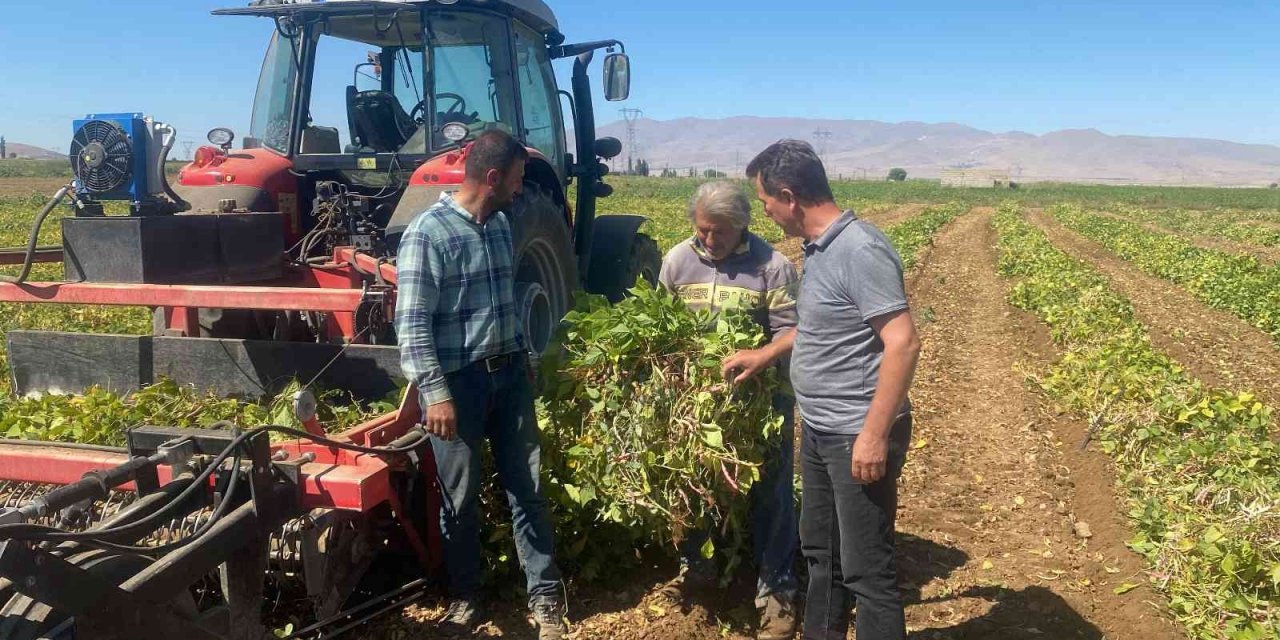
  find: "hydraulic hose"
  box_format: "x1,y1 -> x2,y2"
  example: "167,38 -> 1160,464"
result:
155,123 -> 190,212
0,185 -> 70,284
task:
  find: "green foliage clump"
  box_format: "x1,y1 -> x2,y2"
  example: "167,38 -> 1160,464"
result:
535,282 -> 783,581
0,379 -> 396,446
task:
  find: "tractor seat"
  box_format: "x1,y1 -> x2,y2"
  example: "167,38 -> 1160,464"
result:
348,89 -> 416,153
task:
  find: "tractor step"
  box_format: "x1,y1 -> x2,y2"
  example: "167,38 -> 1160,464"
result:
6,330 -> 403,400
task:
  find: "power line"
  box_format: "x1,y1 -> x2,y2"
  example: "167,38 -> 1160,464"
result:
812,128 -> 833,167
620,108 -> 643,175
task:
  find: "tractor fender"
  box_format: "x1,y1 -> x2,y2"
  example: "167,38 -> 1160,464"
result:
585,214 -> 661,302
387,149 -> 563,254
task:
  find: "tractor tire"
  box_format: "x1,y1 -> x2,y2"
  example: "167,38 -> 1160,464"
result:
508,183 -> 577,357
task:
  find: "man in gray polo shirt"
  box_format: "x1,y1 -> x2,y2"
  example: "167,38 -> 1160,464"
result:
745,140 -> 921,640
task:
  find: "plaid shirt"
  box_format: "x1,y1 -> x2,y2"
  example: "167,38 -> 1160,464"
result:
395,193 -> 521,405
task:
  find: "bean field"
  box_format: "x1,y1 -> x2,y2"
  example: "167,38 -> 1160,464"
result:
1,172 -> 1278,639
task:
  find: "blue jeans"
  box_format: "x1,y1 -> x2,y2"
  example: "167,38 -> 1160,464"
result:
799,415 -> 912,640
681,392 -> 799,606
429,354 -> 562,605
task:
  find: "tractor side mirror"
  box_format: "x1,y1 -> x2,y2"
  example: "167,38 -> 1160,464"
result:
593,136 -> 622,160
603,53 -> 630,102
354,61 -> 381,93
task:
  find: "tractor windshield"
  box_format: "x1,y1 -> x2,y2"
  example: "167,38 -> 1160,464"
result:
249,30 -> 300,153
411,11 -> 520,151
269,8 -> 520,158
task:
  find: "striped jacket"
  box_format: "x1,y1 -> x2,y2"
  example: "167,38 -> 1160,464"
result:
657,232 -> 799,339
394,192 -> 522,405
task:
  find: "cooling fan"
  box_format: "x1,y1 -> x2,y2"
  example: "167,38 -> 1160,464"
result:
70,119 -> 134,193
66,113 -> 187,214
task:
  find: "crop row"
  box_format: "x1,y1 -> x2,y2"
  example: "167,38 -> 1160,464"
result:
1109,205 -> 1280,250
879,202 -> 967,270
994,204 -> 1278,639
1052,204 -> 1280,343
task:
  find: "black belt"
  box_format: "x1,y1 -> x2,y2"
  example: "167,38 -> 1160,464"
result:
475,352 -> 518,373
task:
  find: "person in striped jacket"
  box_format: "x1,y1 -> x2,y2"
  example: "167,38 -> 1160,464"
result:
657,180 -> 801,640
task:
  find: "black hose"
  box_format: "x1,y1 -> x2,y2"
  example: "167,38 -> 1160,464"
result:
155,123 -> 190,213
83,449 -> 242,555
0,429 -> 263,542
0,438 -> 127,454
0,185 -> 70,284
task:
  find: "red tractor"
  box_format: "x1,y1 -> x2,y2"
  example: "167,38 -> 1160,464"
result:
0,0 -> 659,637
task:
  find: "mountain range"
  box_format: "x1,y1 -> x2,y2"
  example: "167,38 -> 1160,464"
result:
0,142 -> 65,161
592,117 -> 1280,186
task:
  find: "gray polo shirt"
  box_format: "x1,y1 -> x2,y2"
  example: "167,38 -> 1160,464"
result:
792,211 -> 912,434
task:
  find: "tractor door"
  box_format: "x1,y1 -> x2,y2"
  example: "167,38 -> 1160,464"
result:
512,21 -> 568,183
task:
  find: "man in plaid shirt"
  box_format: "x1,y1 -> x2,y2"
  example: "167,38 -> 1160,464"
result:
395,130 -> 566,639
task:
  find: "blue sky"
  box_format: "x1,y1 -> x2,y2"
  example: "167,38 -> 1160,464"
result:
1,0 -> 1278,155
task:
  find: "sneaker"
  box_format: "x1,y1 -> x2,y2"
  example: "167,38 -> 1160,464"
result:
530,598 -> 568,640
757,594 -> 798,640
438,598 -> 481,633
658,561 -> 716,601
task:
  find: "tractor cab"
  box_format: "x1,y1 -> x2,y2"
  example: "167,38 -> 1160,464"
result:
236,3 -> 569,174
182,0 -> 632,260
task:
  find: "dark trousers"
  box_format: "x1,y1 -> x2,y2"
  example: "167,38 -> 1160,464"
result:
799,415 -> 912,640
429,355 -> 562,606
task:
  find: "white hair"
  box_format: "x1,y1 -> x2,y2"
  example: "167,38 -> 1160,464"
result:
688,181 -> 751,230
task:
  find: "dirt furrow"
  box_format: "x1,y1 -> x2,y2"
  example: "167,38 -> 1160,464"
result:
864,203 -> 928,229
897,209 -> 1182,640
1096,210 -> 1280,265
775,204 -> 930,269
1027,209 -> 1280,411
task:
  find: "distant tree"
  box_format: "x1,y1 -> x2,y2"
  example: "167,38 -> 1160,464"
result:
6,153 -> 14,160
688,167 -> 697,178
703,169 -> 726,178
661,167 -> 677,178
1271,182 -> 1278,189
887,168 -> 907,182
635,159 -> 650,177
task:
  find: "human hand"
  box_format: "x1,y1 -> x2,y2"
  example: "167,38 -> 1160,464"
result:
721,348 -> 773,384
851,432 -> 889,484
425,399 -> 458,440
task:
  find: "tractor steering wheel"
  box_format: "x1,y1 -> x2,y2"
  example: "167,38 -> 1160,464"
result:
434,92 -> 468,117
409,99 -> 428,125
407,93 -> 468,125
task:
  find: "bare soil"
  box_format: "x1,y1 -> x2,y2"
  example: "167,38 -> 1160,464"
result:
1028,208 -> 1280,411
895,210 -> 1181,640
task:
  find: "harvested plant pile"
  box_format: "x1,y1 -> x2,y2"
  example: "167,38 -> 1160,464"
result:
536,283 -> 783,579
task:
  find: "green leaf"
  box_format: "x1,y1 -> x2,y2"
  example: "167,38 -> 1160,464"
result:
699,537 -> 715,560
1113,582 -> 1140,595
